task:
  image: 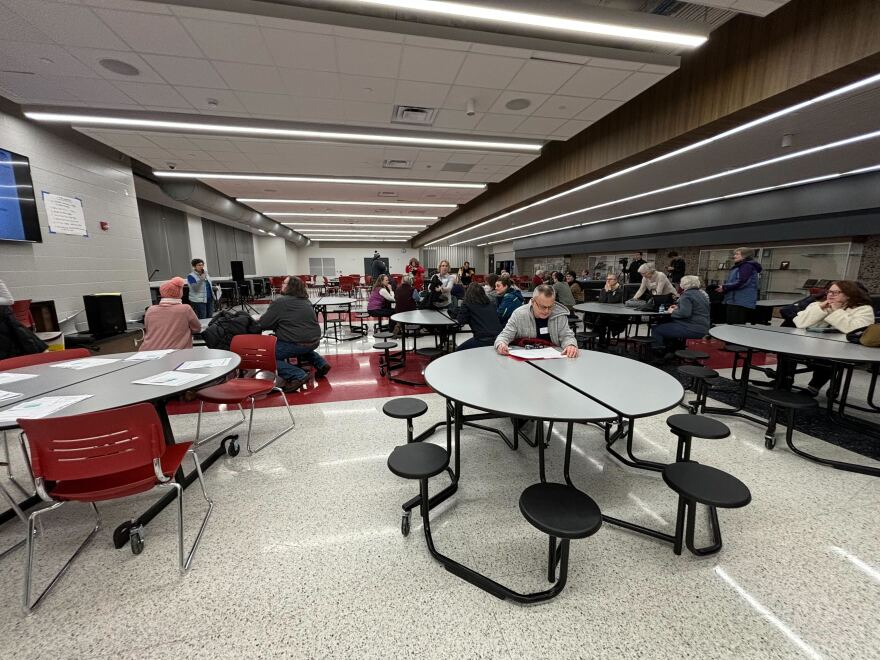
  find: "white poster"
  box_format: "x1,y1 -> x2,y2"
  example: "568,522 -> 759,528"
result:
43,192 -> 88,236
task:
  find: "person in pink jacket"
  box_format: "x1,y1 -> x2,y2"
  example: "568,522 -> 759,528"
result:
140,277 -> 202,351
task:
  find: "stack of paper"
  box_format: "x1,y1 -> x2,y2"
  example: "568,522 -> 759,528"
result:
0,373 -> 38,385
0,390 -> 22,403
50,358 -> 120,370
0,395 -> 93,424
132,371 -> 208,387
176,358 -> 233,370
125,350 -> 176,361
508,347 -> 565,360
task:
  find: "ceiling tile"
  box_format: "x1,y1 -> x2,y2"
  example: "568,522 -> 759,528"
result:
443,86 -> 502,114
253,16 -> 335,33
342,100 -> 394,124
0,42 -> 98,78
143,55 -> 228,88
336,38 -> 401,79
175,87 -> 248,113
476,113 -> 525,133
399,46 -> 467,84
514,116 -> 566,136
337,74 -> 396,103
297,97 -> 346,123
394,80 -> 450,108
454,53 -> 525,89
112,81 -> 194,109
403,35 -> 470,51
447,152 -> 483,164
508,60 -> 580,94
531,51 -> 589,65
432,109 -> 482,131
533,95 -> 597,119
67,47 -> 166,83
586,57 -> 643,71
0,72 -> 77,103
3,1 -> 129,49
332,25 -> 404,43
641,63 -> 678,74
479,153 -> 516,166
488,91 -> 550,116
186,136 -> 241,152
575,98 -> 624,121
214,61 -> 284,94
279,69 -> 340,98
180,18 -> 274,64
238,91 -> 301,118
0,6 -> 52,42
553,119 -> 594,138
469,43 -> 532,58
557,66 -> 631,98
604,71 -> 666,101
263,29 -> 337,72
84,130 -> 156,147
51,76 -> 137,105
93,9 -> 202,57
81,0 -> 173,12
169,5 -> 257,25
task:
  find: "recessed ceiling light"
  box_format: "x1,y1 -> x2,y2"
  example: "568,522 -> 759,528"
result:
312,238 -> 409,242
267,213 -> 438,219
24,111 -> 542,152
206,98 -> 219,107
98,59 -> 140,76
505,98 -> 531,111
238,198 -> 456,208
349,0 -> 707,47
151,171 -> 487,189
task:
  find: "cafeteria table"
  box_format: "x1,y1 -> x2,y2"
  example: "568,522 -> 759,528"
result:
389,309 -> 458,386
309,296 -> 364,341
0,348 -> 240,549
574,301 -> 663,344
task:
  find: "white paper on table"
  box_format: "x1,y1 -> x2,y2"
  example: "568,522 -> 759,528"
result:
0,372 -> 39,384
131,371 -> 208,387
49,357 -> 120,370
508,347 -> 566,360
0,390 -> 23,403
125,350 -> 176,361
0,395 -> 93,424
175,358 -> 232,370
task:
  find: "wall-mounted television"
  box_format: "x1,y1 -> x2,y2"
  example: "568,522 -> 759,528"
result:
0,147 -> 42,243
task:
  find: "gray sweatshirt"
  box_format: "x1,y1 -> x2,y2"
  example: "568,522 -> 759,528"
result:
494,303 -> 576,350
259,295 -> 322,348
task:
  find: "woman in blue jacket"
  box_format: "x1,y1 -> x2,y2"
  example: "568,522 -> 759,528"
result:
716,247 -> 762,324
494,275 -> 524,322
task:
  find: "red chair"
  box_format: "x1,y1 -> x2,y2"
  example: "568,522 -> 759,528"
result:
269,276 -> 286,296
17,403 -> 213,611
0,348 -> 90,371
338,275 -> 356,297
11,300 -> 34,329
194,335 -> 295,455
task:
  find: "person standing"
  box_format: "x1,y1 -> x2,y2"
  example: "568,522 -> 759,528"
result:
140,277 -> 202,351
187,258 -> 214,319
370,251 -> 387,282
458,261 -> 474,286
716,247 -> 762,324
405,257 -> 425,290
666,251 -> 686,285
628,252 -> 646,285
259,276 -> 330,392
633,263 -> 677,308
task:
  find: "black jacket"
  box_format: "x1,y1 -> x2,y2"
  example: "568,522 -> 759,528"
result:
202,310 -> 261,351
628,259 -> 645,284
0,308 -> 48,360
597,287 -> 623,304
370,258 -> 387,281
456,301 -> 502,340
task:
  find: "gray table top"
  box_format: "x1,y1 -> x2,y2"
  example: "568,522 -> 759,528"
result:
574,302 -> 663,316
521,291 -> 533,299
710,324 -> 880,362
532,352 -> 684,418
751,325 -> 850,342
309,296 -> 356,307
0,348 -> 240,430
391,309 -> 457,326
424,347 -> 616,422
755,299 -> 796,307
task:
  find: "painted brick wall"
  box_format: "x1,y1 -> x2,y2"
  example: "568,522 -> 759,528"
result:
0,109 -> 150,329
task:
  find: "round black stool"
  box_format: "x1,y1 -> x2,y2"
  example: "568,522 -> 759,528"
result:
383,397 -> 429,444
575,330 -> 599,351
721,343 -> 748,381
674,349 -> 709,365
666,414 -> 730,462
677,365 -> 719,413
355,311 -> 370,335
662,461 -> 751,556
416,346 -> 445,362
520,482 -> 602,588
628,336 -> 654,361
374,330 -> 394,340
373,341 -> 399,377
751,388 -> 818,450
388,442 -> 449,536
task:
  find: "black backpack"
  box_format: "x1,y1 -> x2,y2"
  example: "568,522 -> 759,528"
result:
201,310 -> 261,351
0,308 -> 48,360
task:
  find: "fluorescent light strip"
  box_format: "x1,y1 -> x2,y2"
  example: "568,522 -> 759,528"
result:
354,0 -> 706,47
283,222 -> 426,228
294,230 -> 417,234
237,198 -> 457,208
25,112 -> 541,152
453,129 -> 880,245
311,238 -> 409,242
154,171 -> 486,189
268,212 -> 438,220
474,164 -> 880,246
426,71 -> 880,246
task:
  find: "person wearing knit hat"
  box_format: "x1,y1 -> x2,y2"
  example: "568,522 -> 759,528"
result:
140,276 -> 202,351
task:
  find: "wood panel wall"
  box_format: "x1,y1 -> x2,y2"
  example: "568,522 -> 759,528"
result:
415,0 -> 880,246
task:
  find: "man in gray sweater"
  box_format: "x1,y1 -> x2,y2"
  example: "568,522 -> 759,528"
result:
494,285 -> 578,357
259,276 -> 330,391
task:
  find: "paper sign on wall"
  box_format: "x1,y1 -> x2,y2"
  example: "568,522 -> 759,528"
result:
43,192 -> 88,236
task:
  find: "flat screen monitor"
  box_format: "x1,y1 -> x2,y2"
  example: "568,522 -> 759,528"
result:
0,147 -> 42,243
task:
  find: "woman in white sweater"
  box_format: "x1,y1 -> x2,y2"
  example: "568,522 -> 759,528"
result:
793,280 -> 876,395
632,263 -> 677,305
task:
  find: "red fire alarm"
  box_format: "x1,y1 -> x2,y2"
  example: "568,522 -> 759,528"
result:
99,221 -> 110,231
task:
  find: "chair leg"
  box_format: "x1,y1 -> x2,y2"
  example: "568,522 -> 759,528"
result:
3,431 -> 33,497
24,501 -> 100,612
194,400 -> 247,448
246,389 -> 296,455
684,501 -> 723,556
0,481 -> 28,559
157,450 -> 214,572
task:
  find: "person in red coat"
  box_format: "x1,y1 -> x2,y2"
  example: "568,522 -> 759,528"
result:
406,257 -> 425,291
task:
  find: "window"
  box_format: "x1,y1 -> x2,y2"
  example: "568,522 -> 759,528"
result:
309,257 -> 335,278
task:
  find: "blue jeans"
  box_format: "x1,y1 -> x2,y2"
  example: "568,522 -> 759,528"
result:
275,339 -> 328,381
191,298 -> 213,320
651,321 -> 705,349
456,336 -> 494,351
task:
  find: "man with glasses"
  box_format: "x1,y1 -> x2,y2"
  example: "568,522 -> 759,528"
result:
494,285 -> 578,357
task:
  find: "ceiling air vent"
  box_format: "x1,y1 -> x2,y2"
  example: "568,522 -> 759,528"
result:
377,191 -> 398,197
382,159 -> 412,169
392,105 -> 437,125
441,162 -> 474,173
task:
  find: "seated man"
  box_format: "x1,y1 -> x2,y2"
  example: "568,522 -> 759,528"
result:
259,276 -> 330,392
494,285 -> 578,358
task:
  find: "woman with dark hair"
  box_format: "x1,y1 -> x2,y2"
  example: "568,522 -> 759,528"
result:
666,251 -> 686,285
495,275 -> 524,321
458,261 -> 474,286
793,280 -> 875,395
455,283 -> 502,351
367,273 -> 395,319
405,257 -> 425,290
259,275 -> 329,391
565,271 -> 584,304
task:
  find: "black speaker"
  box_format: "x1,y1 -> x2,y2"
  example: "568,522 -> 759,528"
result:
230,260 -> 245,283
83,294 -> 126,339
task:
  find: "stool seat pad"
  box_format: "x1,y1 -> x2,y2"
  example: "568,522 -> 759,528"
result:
663,462 -> 751,508
721,344 -> 747,353
519,483 -> 602,540
383,397 -> 429,420
629,337 -> 654,344
388,443 -> 449,479
751,388 -> 819,409
416,347 -> 445,357
675,349 -> 709,361
678,365 -> 719,379
373,341 -> 398,349
374,331 -> 395,339
666,414 -> 730,440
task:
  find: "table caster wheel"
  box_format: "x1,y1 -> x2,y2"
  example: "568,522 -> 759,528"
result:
401,512 -> 410,537
130,527 -> 145,555
764,435 -> 775,450
379,368 -> 386,377
113,521 -> 132,549
227,439 -> 241,457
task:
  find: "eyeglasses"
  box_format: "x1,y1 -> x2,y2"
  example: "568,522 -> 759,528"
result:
826,289 -> 843,296
533,301 -> 555,312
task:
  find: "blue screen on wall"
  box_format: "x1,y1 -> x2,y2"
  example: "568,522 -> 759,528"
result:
0,147 -> 41,243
